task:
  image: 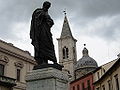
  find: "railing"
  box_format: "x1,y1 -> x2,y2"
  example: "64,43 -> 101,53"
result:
0,75 -> 16,86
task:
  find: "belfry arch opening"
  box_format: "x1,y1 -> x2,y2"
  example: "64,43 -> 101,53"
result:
63,46 -> 69,59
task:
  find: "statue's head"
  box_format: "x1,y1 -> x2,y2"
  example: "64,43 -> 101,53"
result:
42,1 -> 51,11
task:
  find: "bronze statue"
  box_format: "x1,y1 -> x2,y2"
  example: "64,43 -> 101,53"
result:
30,1 -> 57,65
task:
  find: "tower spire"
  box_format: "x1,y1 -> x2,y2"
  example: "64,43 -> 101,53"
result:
60,12 -> 74,39
57,12 -> 77,80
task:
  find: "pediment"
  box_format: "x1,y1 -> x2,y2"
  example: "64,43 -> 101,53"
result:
0,55 -> 9,63
14,61 -> 24,68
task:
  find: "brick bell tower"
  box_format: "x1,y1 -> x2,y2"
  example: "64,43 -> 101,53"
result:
57,13 -> 77,80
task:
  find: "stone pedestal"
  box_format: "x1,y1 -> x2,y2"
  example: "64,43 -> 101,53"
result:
26,67 -> 69,90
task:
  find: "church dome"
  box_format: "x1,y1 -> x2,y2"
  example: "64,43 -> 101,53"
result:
75,47 -> 98,70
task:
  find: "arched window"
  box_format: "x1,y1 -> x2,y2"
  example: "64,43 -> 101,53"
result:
63,48 -> 65,59
66,48 -> 69,58
62,46 -> 69,59
73,47 -> 76,59
14,61 -> 24,82
0,64 -> 4,75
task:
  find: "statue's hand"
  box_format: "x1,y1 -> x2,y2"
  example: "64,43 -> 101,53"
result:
47,19 -> 54,28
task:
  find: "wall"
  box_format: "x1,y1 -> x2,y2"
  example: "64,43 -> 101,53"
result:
70,73 -> 94,90
93,59 -> 117,82
95,65 -> 120,90
0,40 -> 36,90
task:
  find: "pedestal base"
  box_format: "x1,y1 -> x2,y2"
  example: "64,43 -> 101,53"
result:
33,63 -> 63,70
26,67 -> 69,90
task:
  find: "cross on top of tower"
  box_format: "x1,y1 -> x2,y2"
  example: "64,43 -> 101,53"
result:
84,44 -> 86,47
63,9 -> 67,16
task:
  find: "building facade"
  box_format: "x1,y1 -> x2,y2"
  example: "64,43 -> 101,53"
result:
0,39 -> 36,90
93,59 -> 117,83
94,58 -> 120,90
0,75 -> 16,90
70,72 -> 94,90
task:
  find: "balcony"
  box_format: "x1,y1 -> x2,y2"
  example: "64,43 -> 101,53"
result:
0,75 -> 16,87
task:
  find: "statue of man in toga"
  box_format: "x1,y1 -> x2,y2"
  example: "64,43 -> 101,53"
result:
30,1 -> 57,65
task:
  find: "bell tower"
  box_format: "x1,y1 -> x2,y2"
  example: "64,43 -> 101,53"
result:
57,13 -> 77,80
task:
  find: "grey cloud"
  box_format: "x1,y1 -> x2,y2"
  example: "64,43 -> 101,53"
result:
73,15 -> 120,41
94,16 -> 120,41
0,0 -> 44,40
55,0 -> 120,41
74,0 -> 120,18
0,0 -> 120,41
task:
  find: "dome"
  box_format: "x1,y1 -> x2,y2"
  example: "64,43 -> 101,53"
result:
75,47 -> 98,70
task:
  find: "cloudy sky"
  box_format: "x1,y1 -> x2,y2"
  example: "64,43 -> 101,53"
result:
0,0 -> 120,66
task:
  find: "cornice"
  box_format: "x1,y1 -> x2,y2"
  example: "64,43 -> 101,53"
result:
94,58 -> 120,84
0,47 -> 36,65
14,61 -> 24,68
57,36 -> 77,42
0,39 -> 28,54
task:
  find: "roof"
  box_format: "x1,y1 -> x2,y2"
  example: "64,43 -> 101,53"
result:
0,39 -> 36,64
70,71 -> 93,84
93,59 -> 117,73
75,47 -> 98,70
60,15 -> 74,39
94,58 -> 120,84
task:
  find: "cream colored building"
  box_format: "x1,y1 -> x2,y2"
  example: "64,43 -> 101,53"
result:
93,57 -> 120,90
93,59 -> 117,83
0,39 -> 36,90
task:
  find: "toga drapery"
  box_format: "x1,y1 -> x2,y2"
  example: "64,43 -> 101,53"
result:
30,8 -> 57,64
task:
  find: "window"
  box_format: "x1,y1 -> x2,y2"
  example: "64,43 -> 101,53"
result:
87,80 -> 91,90
63,46 -> 69,59
66,48 -> 69,58
102,85 -> 105,90
17,69 -> 21,81
97,72 -> 100,79
108,80 -> 111,90
103,68 -> 105,73
15,61 -> 24,82
73,86 -> 75,90
114,74 -> 119,90
82,83 -> 85,90
73,47 -> 76,59
77,85 -> 80,90
0,64 -> 4,75
63,48 -> 65,59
